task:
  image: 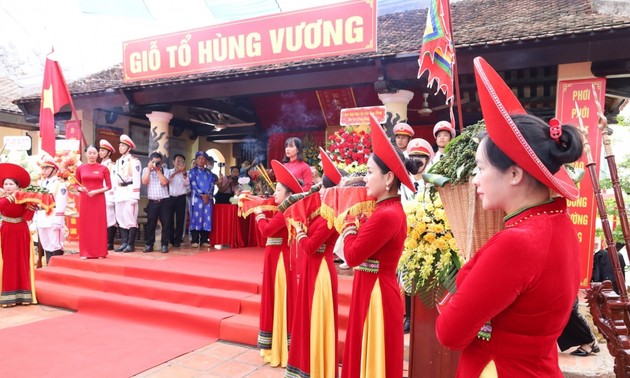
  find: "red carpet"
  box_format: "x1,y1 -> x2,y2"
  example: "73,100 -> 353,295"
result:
0,248 -> 267,378
0,312 -> 211,378
0,247 -> 355,376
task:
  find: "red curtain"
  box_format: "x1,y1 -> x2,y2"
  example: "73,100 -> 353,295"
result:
267,131 -> 326,163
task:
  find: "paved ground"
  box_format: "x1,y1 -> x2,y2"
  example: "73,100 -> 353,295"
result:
2,240 -> 614,377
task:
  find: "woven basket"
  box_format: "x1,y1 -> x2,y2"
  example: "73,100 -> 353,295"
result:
436,182 -> 505,261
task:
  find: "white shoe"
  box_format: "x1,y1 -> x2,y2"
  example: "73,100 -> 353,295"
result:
339,263 -> 350,270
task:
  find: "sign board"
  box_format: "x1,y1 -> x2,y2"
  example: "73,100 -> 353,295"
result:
3,136 -> 31,151
56,139 -> 81,152
556,77 -> 606,289
340,106 -> 386,126
123,0 -> 377,82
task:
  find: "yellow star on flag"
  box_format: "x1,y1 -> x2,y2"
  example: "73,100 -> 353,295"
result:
42,84 -> 55,112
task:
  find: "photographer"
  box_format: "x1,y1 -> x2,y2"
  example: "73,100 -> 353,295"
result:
216,165 -> 239,204
141,152 -> 171,253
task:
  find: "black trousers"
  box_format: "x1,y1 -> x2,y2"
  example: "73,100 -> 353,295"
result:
169,194 -> 187,244
145,198 -> 172,247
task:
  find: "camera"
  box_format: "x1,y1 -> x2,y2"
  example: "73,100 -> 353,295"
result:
218,162 -> 225,168
154,161 -> 161,167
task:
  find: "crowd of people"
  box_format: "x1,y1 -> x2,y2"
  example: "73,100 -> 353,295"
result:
0,56 -> 609,377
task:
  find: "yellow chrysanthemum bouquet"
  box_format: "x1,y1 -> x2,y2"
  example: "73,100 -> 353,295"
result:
399,187 -> 463,308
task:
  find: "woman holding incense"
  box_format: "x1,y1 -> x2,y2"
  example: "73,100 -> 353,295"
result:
340,117 -> 421,378
284,147 -> 342,378
254,159 -> 302,367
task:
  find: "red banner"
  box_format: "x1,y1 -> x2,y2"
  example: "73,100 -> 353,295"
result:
316,88 -> 356,127
556,78 -> 606,288
340,106 -> 386,126
123,1 -> 376,82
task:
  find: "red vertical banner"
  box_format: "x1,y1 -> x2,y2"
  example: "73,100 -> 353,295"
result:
316,88 -> 356,127
65,120 -> 82,141
556,78 -> 606,288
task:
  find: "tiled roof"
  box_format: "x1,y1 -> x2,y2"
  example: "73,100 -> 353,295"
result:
452,0 -> 630,47
15,0 -> 630,100
0,76 -> 24,114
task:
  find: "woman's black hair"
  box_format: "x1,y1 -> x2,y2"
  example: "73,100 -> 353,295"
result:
371,147 -> 421,189
480,114 -> 583,173
407,155 -> 427,175
282,137 -> 304,163
85,144 -> 98,152
322,169 -> 348,188
277,182 -> 294,195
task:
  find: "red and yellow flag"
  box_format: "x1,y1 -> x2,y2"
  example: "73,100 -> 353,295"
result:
39,54 -> 75,156
417,0 -> 455,105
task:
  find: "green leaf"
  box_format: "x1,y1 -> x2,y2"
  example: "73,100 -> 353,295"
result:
422,173 -> 451,187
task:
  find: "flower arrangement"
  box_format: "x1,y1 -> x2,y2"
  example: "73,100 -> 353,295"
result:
302,133 -> 321,170
326,126 -> 371,173
0,150 -> 41,181
398,187 -> 463,308
54,150 -> 80,181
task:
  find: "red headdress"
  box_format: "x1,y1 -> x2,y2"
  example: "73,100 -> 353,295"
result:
0,163 -> 31,188
271,160 -> 302,194
369,115 -> 415,193
474,56 -> 579,200
319,147 -> 342,185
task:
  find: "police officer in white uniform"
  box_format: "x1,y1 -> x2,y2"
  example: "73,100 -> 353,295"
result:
34,156 -> 68,264
114,134 -> 142,252
99,139 -> 117,250
430,120 -> 456,166
393,122 -> 415,157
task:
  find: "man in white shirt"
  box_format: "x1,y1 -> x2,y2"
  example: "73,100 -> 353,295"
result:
141,152 -> 171,253
167,154 -> 189,247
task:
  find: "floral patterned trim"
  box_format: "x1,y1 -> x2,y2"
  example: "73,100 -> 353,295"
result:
356,258 -> 380,273
266,237 -> 283,246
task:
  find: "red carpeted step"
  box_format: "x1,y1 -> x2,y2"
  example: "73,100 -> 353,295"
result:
238,293 -> 261,316
37,266 -> 252,313
45,254 -> 261,294
37,280 -> 232,338
220,314 -> 260,346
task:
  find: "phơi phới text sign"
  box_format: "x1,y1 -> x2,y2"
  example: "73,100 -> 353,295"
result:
123,0 -> 377,82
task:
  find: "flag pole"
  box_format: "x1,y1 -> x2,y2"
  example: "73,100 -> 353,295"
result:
57,63 -> 87,149
445,0 -> 464,133
47,49 -> 88,150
